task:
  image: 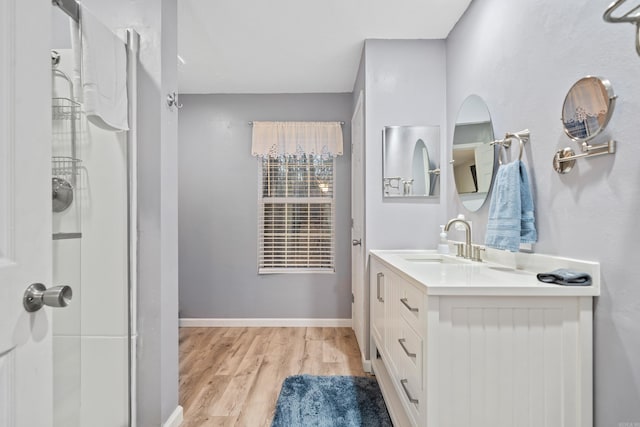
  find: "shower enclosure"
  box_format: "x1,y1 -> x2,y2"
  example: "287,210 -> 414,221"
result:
51,5 -> 138,426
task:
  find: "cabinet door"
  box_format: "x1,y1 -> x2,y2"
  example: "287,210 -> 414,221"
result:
370,259 -> 387,348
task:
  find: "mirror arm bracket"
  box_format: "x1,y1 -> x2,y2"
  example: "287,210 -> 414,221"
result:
553,140 -> 616,174
555,140 -> 616,164
582,140 -> 616,154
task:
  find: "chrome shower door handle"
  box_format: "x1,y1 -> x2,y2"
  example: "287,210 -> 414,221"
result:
23,283 -> 73,312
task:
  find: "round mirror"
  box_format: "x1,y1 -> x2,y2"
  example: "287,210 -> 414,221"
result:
561,76 -> 615,142
452,95 -> 495,212
411,140 -> 431,196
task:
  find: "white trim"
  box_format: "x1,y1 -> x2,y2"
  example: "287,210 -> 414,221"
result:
125,29 -> 139,427
179,318 -> 352,328
361,353 -> 372,373
0,0 -> 16,265
129,335 -> 137,427
162,405 -> 183,427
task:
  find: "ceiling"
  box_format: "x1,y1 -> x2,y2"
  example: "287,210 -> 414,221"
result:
178,0 -> 472,94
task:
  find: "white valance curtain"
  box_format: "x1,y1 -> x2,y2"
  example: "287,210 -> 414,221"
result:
251,121 -> 344,158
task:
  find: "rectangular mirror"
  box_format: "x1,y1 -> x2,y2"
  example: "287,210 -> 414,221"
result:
382,125 -> 440,198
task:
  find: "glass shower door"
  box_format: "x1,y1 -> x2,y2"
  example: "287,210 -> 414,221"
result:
50,39 -> 132,426
52,72 -> 83,427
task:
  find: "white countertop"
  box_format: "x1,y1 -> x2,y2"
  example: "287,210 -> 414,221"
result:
370,249 -> 600,297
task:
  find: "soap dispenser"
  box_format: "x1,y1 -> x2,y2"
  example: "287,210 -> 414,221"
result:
437,225 -> 449,254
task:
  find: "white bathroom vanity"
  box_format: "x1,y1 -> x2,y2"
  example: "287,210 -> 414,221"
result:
369,249 -> 599,427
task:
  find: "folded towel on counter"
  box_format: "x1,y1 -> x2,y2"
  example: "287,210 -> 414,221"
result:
71,4 -> 129,131
536,269 -> 592,286
485,160 -> 537,252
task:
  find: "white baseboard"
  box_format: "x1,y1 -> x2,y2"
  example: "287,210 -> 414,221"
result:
163,406 -> 183,427
361,355 -> 372,373
179,318 -> 352,328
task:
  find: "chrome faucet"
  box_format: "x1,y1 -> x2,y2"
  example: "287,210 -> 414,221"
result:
444,218 -> 472,259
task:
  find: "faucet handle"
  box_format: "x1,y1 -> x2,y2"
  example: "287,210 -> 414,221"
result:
453,242 -> 465,257
471,245 -> 486,262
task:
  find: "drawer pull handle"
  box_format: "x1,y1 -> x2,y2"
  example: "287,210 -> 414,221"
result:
376,272 -> 384,302
398,338 -> 416,358
400,298 -> 418,313
400,379 -> 419,404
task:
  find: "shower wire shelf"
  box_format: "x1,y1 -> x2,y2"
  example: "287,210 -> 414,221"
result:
52,97 -> 81,121
52,156 -> 82,181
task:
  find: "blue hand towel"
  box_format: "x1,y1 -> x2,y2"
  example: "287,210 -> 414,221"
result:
485,162 -> 521,251
485,160 -> 537,252
519,162 -> 537,244
536,269 -> 592,286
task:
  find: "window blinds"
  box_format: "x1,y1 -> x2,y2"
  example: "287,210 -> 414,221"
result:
258,155 -> 335,273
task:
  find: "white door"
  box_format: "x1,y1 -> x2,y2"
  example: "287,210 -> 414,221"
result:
0,1 -> 53,426
474,142 -> 494,193
351,91 -> 366,362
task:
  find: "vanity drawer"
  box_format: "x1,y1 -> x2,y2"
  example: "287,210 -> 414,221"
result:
395,367 -> 422,426
390,317 -> 423,426
396,319 -> 423,388
397,278 -> 424,332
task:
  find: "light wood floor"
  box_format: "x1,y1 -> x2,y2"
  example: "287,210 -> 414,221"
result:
179,327 -> 369,427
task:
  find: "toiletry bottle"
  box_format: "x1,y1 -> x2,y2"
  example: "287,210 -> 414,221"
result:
437,225 -> 449,254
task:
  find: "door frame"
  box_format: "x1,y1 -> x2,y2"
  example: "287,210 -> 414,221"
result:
350,90 -> 368,370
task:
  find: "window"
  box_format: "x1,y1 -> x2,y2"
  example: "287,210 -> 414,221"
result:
258,154 -> 335,273
251,121 -> 343,274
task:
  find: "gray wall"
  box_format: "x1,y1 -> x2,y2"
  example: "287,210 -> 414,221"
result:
362,39 -> 448,254
446,0 -> 640,424
178,94 -> 353,319
351,39 -> 448,359
68,0 -> 180,424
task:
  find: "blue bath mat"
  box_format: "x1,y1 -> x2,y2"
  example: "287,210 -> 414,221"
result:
271,374 -> 392,427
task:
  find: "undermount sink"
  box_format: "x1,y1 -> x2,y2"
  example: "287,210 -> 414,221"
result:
403,257 -> 444,263
488,265 -> 530,274
397,253 -> 470,265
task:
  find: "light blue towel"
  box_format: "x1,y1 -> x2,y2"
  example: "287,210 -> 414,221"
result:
485,160 -> 537,252
519,162 -> 537,244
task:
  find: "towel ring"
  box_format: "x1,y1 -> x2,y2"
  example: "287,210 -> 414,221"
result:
508,133 -> 525,161
490,137 -> 510,165
504,130 -> 530,163
498,143 -> 508,165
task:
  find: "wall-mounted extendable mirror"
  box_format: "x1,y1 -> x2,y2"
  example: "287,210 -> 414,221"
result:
452,95 -> 495,212
382,125 -> 440,198
561,76 -> 615,142
554,76 -> 617,174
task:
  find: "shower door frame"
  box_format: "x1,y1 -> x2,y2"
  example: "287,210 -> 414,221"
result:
125,28 -> 140,427
50,4 -> 140,424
